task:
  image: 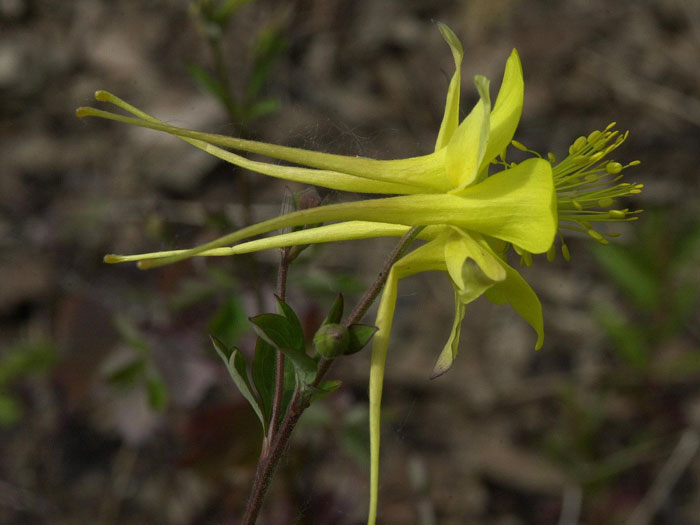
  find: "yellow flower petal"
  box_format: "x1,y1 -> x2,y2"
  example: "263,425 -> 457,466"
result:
79,92 -> 450,193
368,240 -> 446,525
455,158 -> 556,253
484,253 -> 545,349
198,141 -> 429,194
133,157 -> 554,269
433,231 -> 506,378
444,75 -> 491,189
78,104 -> 436,195
443,229 -> 506,291
483,49 -> 524,165
434,23 -> 464,151
104,221 -> 444,263
430,291 -> 466,378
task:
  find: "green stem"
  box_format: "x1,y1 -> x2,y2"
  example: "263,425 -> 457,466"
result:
266,248 -> 290,447
241,226 -> 423,523
346,226 -> 424,325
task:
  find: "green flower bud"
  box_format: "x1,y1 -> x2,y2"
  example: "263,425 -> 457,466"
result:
313,323 -> 349,358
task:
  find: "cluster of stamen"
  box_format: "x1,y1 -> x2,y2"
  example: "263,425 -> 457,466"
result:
504,123 -> 642,265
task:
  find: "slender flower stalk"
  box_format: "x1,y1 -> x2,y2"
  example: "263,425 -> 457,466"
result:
77,23 -> 641,524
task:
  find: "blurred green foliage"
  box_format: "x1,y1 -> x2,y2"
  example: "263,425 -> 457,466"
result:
593,208 -> 700,371
209,295 -> 249,347
188,0 -> 287,128
0,339 -> 54,426
108,315 -> 169,412
543,207 -> 700,519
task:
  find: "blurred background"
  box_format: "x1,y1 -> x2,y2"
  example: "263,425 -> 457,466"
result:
2,0 -> 699,523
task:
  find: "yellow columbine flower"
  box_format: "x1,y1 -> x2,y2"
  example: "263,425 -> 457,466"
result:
76,23 -> 640,525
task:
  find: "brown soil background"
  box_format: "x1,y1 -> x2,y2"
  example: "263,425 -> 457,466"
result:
1,0 -> 699,524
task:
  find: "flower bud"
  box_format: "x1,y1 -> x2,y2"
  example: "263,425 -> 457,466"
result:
296,188 -> 322,210
313,323 -> 349,358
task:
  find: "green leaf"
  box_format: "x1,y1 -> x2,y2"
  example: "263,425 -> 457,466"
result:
277,344 -> 317,388
249,314 -> 317,386
250,313 -> 303,351
339,406 -> 371,467
345,324 -> 378,355
322,293 -> 344,326
0,393 -> 22,426
304,380 -> 342,404
0,342 -> 54,387
252,337 -> 276,422
592,244 -> 659,312
671,219 -> 700,270
209,295 -> 248,348
668,285 -> 699,334
210,335 -> 267,433
186,63 -> 228,106
275,298 -> 304,343
593,305 -> 649,369
244,98 -> 280,122
107,359 -> 146,387
281,356 -> 296,418
247,26 -> 287,101
211,334 -> 234,362
211,0 -> 254,26
146,374 -> 168,412
113,316 -> 148,352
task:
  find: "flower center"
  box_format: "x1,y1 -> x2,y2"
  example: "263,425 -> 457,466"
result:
503,123 -> 642,265
552,123 -> 642,243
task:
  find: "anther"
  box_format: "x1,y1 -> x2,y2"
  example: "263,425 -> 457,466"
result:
608,210 -> 626,219
591,139 -> 607,151
561,242 -> 571,262
569,136 -> 587,155
511,140 -> 528,152
587,130 -> 602,144
606,162 -> 622,174
587,229 -> 608,244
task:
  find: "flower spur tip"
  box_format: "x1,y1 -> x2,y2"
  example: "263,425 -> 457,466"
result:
75,107 -> 93,118
437,22 -> 464,57
429,366 -> 450,380
94,90 -> 117,102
